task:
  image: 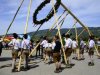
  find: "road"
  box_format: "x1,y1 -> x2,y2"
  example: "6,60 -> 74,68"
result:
0,50 -> 100,75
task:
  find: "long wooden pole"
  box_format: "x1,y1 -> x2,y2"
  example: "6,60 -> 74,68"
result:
61,2 -> 91,36
24,0 -> 33,34
61,2 -> 100,56
49,10 -> 66,31
51,0 -> 68,64
77,29 -> 85,38
74,23 -> 80,60
28,11 -> 66,57
33,10 -> 66,37
66,21 -> 77,35
3,0 -> 25,40
56,13 -> 68,35
18,0 -> 32,71
85,27 -> 100,56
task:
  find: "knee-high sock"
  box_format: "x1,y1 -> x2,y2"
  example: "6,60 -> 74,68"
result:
12,59 -> 16,69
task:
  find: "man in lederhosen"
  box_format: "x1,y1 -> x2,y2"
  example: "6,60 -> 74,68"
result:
40,36 -> 48,59
64,34 -> 73,68
80,38 -> 85,60
72,38 -> 78,60
8,33 -> 20,72
52,35 -> 62,73
21,34 -> 30,71
88,35 -> 95,66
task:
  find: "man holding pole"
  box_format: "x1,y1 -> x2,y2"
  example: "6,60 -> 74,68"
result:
64,34 -> 73,68
21,34 -> 30,71
52,35 -> 62,73
88,35 -> 95,66
8,33 -> 20,72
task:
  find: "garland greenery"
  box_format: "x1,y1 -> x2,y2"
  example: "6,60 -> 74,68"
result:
33,0 -> 61,25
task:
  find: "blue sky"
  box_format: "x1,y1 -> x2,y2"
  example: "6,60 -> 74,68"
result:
0,0 -> 100,35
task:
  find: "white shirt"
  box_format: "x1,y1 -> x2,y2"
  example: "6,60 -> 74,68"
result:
89,40 -> 95,48
65,38 -> 73,48
72,40 -> 78,49
41,40 -> 48,48
52,41 -> 56,50
45,43 -> 52,48
8,39 -> 20,50
97,41 -> 100,46
21,39 -> 30,49
80,40 -> 85,48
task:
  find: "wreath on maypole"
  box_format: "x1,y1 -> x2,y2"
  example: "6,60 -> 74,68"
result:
33,0 -> 61,25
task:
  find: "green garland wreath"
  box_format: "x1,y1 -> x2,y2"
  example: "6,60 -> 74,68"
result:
33,0 -> 61,25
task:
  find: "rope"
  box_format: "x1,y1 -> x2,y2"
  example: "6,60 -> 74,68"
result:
3,0 -> 25,40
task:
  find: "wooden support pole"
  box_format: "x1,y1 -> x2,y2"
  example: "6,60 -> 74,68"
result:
77,29 -> 85,38
51,0 -> 68,64
28,11 -> 66,57
24,0 -> 33,34
29,42 -> 40,56
3,0 -> 25,40
74,23 -> 80,60
49,10 -> 66,31
66,21 -> 77,35
61,2 -> 91,36
18,0 -> 32,71
61,2 -> 100,56
56,13 -> 68,35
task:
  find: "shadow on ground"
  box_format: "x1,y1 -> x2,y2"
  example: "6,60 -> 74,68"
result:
0,57 -> 12,62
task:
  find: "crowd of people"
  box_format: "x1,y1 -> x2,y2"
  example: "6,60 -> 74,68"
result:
0,33 -> 100,73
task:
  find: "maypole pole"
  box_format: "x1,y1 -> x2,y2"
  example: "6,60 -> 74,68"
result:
65,21 -> 77,35
74,21 -> 80,60
51,0 -> 68,64
77,29 -> 85,38
24,0 -> 33,34
56,13 -> 68,35
18,0 -> 32,71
